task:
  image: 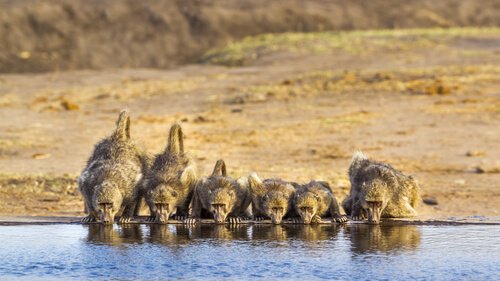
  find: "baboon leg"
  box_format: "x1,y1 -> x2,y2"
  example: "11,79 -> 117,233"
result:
185,192 -> 202,224
81,200 -> 98,223
398,202 -> 418,218
118,204 -> 135,224
351,200 -> 365,221
133,197 -> 144,217
329,195 -> 347,223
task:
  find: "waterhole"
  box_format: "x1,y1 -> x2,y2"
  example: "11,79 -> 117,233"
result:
0,224 -> 499,280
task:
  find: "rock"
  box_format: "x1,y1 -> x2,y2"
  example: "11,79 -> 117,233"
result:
423,198 -> 438,205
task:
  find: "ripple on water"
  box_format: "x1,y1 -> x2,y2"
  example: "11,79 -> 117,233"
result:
0,224 -> 498,280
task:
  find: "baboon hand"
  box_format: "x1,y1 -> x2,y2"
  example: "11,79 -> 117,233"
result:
333,215 -> 348,224
227,217 -> 242,224
81,216 -> 97,223
118,216 -> 132,224
174,215 -> 186,221
312,215 -> 322,223
351,215 -> 364,221
254,217 -> 265,222
146,216 -> 156,223
183,217 -> 199,225
288,217 -> 302,224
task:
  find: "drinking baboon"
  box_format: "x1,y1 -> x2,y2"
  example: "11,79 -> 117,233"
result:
142,123 -> 197,223
342,151 -> 421,224
186,159 -> 251,224
294,180 -> 347,224
79,109 -> 149,224
248,173 -> 296,224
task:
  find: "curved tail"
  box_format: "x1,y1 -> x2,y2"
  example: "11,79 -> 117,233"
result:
111,109 -> 131,141
212,159 -> 227,177
166,124 -> 184,154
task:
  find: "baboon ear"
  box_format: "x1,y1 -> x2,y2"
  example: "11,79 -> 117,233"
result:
248,172 -> 263,193
362,182 -> 367,188
261,194 -> 269,202
290,182 -> 300,189
227,190 -> 236,200
112,109 -> 131,141
171,190 -> 178,197
181,165 -> 197,186
314,194 -> 322,203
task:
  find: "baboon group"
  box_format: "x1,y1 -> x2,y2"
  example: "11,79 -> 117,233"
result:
79,110 -> 421,225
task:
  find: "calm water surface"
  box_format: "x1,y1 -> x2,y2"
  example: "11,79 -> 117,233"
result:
0,223 -> 499,280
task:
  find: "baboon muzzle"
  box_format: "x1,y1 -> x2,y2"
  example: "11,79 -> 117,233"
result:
366,201 -> 382,224
155,203 -> 169,224
98,203 -> 114,224
212,204 -> 226,224
299,207 -> 313,224
270,207 -> 284,224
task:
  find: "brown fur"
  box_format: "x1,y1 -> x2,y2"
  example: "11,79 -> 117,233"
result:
294,181 -> 346,224
187,159 -> 251,224
142,123 -> 197,223
78,109 -> 149,224
342,151 -> 422,223
248,173 -> 296,224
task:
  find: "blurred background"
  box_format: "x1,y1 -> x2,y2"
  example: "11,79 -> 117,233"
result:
1,0 -> 499,218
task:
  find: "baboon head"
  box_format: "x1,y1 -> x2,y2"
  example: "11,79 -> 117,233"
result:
148,185 -> 178,224
94,181 -> 123,224
294,192 -> 321,224
249,173 -> 294,225
200,177 -> 237,224
261,191 -> 291,224
360,179 -> 389,224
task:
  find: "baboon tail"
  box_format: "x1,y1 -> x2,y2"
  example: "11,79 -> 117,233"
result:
166,123 -> 184,154
111,109 -> 131,141
212,159 -> 227,177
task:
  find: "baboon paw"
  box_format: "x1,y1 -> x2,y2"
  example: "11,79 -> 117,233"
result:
227,217 -> 242,224
254,217 -> 264,222
312,215 -> 322,223
174,215 -> 186,221
146,216 -> 155,223
81,216 -> 96,223
183,218 -> 198,225
333,216 -> 348,223
118,216 -> 132,224
351,216 -> 363,221
289,218 -> 302,224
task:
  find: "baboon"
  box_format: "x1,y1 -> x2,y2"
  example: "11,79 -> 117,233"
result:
342,151 -> 421,224
248,173 -> 296,224
293,180 -> 347,224
142,123 -> 197,223
79,109 -> 149,224
186,159 -> 251,224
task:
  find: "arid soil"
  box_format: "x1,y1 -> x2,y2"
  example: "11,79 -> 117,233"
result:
1,28 -> 500,220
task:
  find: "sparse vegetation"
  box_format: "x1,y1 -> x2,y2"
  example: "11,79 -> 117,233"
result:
201,28 -> 500,66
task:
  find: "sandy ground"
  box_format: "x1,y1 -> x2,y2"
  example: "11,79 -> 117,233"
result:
1,29 -> 500,220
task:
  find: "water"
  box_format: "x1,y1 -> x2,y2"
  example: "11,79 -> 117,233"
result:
0,223 -> 499,280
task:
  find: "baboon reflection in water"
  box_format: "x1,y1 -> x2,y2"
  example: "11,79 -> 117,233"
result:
346,225 -> 421,255
85,224 -> 144,245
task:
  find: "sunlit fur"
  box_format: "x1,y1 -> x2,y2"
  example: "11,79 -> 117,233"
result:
342,151 -> 421,224
294,181 -> 345,224
190,160 -> 251,224
142,124 -> 198,223
248,173 -> 295,224
79,109 -> 149,224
